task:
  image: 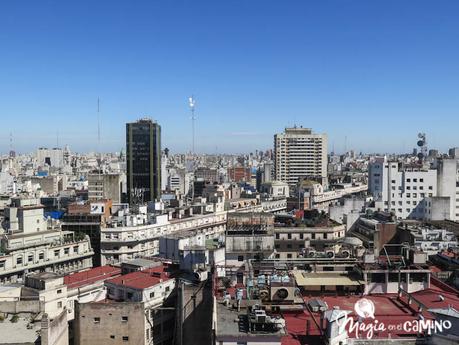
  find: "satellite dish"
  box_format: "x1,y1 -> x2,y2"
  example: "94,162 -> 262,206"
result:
417,140 -> 424,147
418,133 -> 424,138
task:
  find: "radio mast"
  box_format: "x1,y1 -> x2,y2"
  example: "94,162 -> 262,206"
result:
188,95 -> 196,154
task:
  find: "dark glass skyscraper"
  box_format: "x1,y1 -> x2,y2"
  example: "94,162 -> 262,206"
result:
126,118 -> 161,204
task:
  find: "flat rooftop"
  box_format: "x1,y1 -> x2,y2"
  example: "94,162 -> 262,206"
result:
215,302 -> 285,343
280,277 -> 459,344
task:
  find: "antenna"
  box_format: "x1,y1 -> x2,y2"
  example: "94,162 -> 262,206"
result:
97,97 -> 101,149
97,98 -> 102,177
188,95 -> 196,154
9,132 -> 14,158
56,130 -> 59,148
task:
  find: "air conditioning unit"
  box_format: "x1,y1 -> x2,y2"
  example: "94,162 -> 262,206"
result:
270,286 -> 295,302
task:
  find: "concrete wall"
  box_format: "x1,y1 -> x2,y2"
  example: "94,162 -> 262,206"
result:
74,301 -> 146,345
41,310 -> 69,345
0,300 -> 42,313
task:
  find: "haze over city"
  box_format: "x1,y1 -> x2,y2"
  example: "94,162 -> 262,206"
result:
2,0 -> 459,154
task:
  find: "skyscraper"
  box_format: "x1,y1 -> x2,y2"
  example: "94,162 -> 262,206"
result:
126,118 -> 161,204
274,126 -> 328,188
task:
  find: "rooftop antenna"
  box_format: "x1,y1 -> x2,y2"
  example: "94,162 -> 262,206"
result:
344,136 -> 348,154
188,95 -> 196,154
56,130 -> 59,148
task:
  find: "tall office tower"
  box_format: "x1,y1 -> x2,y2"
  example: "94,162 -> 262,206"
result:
126,118 -> 161,204
274,127 -> 328,188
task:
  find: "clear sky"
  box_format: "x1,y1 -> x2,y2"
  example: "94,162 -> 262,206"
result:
1,1 -> 459,155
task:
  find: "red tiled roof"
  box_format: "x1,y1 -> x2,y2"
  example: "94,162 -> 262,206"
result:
64,266 -> 121,290
105,265 -> 170,290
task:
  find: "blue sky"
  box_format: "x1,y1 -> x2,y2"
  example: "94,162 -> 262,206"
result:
1,1 -> 459,154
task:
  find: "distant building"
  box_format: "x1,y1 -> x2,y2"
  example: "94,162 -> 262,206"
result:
88,172 -> 125,203
37,147 -> 64,168
126,118 -> 161,204
274,127 -> 328,188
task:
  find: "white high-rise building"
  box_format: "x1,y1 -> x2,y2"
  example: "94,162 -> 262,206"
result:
274,127 -> 328,188
369,157 -> 458,221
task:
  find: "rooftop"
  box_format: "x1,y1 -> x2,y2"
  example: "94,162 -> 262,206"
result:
64,265 -> 121,290
105,265 -> 170,290
215,302 -> 286,342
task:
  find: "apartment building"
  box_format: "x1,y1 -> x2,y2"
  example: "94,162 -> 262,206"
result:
0,198 -> 93,284
100,209 -> 227,265
74,265 -> 175,345
369,157 -> 458,220
274,127 -> 328,188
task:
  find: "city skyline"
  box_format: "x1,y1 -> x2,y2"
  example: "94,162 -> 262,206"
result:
2,1 -> 459,154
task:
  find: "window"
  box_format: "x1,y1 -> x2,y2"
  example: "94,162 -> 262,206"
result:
110,335 -> 115,339
39,252 -> 44,260
287,233 -> 292,239
57,301 -> 62,308
73,246 -> 79,253
150,292 -> 155,298
127,292 -> 133,300
54,250 -> 60,257
57,289 -> 62,294
299,233 -> 304,239
391,180 -> 396,183
413,193 -> 417,198
287,244 -> 292,249
122,336 -> 129,341
28,254 -> 33,262
406,193 -> 411,197
275,233 -> 279,239
311,233 -> 316,240
0,260 -> 5,268
121,316 -> 128,322
237,255 -> 244,262
165,286 -> 170,292
94,317 -> 100,324
287,254 -> 292,258
275,244 -> 280,249
323,233 -> 328,239
429,186 -> 433,190
420,178 -> 424,182
407,178 -> 411,182
16,256 -> 23,265
406,186 -> 411,190
64,248 -> 69,255
275,254 -> 280,258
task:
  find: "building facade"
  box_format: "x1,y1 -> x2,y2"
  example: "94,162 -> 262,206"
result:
274,127 -> 328,188
126,119 -> 161,204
